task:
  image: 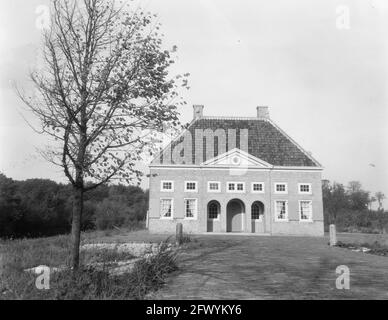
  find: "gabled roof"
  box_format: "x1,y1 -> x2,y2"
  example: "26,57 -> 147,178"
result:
202,148 -> 272,168
151,116 -> 321,167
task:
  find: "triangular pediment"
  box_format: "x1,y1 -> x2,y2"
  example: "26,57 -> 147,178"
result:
201,148 -> 272,168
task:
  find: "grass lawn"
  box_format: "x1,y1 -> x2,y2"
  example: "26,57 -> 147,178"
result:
0,228 -> 177,300
2,230 -> 388,300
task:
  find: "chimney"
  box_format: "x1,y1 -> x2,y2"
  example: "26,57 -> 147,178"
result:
193,105 -> 204,119
257,106 -> 269,120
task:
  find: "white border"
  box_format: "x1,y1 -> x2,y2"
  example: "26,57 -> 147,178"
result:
298,183 -> 312,195
226,182 -> 246,193
184,181 -> 198,193
251,182 -> 265,193
274,182 -> 288,194
184,198 -> 198,220
207,181 -> 221,193
274,200 -> 289,222
160,198 -> 174,219
299,200 -> 313,222
160,180 -> 174,192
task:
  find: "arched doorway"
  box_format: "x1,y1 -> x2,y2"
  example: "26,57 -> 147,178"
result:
207,200 -> 221,232
227,199 -> 245,232
251,201 -> 265,233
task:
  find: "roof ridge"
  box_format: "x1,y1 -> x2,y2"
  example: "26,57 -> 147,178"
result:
201,116 -> 268,121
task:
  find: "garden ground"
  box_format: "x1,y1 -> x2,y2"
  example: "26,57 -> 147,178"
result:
2,230 -> 388,299
147,232 -> 388,300
81,230 -> 388,299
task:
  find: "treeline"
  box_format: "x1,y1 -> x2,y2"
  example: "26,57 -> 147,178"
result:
0,173 -> 148,239
323,180 -> 387,233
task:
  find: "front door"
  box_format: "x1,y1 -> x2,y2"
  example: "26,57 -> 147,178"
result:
227,200 -> 244,232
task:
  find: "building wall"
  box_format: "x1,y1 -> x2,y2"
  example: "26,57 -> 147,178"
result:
148,166 -> 324,236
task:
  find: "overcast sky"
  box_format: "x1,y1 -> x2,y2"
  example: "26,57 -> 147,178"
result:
0,0 -> 387,204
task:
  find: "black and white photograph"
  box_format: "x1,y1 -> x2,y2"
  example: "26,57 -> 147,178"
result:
0,0 -> 387,307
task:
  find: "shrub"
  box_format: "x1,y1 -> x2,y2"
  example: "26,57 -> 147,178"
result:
94,199 -> 146,231
1,237 -> 177,300
325,209 -> 388,234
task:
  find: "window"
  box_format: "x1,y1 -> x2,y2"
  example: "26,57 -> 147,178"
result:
161,180 -> 174,192
299,183 -> 312,194
251,203 -> 263,220
208,181 -> 221,192
185,181 -> 198,192
299,200 -> 313,221
208,202 -> 219,220
160,199 -> 173,219
252,182 -> 264,193
227,182 -> 245,193
275,183 -> 288,194
275,200 -> 288,221
184,199 -> 197,219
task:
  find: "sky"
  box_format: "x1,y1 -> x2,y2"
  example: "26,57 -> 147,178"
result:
0,0 -> 387,205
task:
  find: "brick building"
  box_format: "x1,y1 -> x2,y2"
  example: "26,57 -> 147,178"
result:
147,105 -> 324,236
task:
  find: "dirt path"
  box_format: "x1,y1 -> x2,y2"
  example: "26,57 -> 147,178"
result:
148,234 -> 388,300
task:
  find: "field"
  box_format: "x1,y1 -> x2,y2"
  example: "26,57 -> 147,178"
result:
0,229 -> 177,300
1,230 -> 388,300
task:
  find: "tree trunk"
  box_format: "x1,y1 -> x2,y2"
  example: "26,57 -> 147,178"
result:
71,186 -> 84,270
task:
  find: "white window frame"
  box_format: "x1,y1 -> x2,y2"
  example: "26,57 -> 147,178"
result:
274,200 -> 288,222
298,183 -> 312,195
251,182 -> 265,194
160,180 -> 174,192
274,182 -> 288,194
160,198 -> 174,219
299,200 -> 313,222
207,181 -> 221,193
184,181 -> 198,193
184,198 -> 198,220
226,182 -> 245,193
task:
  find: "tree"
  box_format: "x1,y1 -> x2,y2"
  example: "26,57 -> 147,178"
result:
347,181 -> 362,193
375,192 -> 386,212
346,181 -> 369,211
322,180 -> 347,224
17,0 -> 188,269
368,196 -> 376,211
